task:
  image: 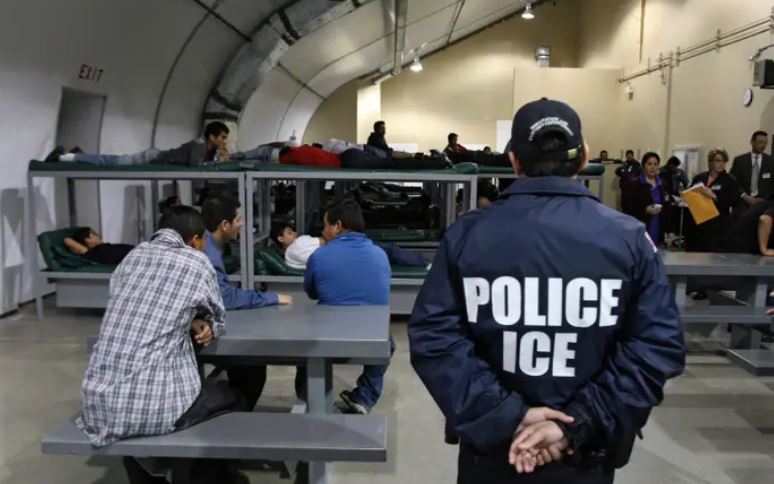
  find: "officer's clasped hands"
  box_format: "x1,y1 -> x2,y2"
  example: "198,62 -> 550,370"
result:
509,407 -> 574,474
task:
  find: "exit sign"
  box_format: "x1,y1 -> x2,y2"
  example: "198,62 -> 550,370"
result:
78,63 -> 104,83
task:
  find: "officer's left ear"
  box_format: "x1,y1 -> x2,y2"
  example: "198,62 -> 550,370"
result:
508,151 -> 524,176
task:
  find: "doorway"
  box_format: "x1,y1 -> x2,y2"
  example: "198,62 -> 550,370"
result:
54,88 -> 106,231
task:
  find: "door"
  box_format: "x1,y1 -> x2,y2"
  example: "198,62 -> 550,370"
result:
54,87 -> 106,230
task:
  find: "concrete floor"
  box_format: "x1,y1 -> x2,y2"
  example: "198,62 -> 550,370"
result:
1,300 -> 774,484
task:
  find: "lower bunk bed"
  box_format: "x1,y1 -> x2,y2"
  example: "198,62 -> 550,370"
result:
253,247 -> 428,316
38,228 -> 241,310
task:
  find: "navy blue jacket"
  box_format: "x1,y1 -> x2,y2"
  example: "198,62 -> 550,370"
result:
409,176 -> 685,454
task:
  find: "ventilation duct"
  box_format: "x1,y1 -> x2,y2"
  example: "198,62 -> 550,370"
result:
205,0 -> 369,120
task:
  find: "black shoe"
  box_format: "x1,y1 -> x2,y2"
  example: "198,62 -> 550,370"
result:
338,389 -> 370,415
69,146 -> 84,154
44,145 -> 66,162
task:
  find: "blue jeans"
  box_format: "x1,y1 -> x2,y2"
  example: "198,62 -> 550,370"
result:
351,336 -> 396,407
72,148 -> 161,165
376,242 -> 428,267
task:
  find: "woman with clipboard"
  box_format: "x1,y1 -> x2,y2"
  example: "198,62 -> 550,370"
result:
683,148 -> 741,252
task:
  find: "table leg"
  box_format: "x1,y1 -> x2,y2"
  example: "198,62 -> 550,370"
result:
305,358 -> 333,484
671,276 -> 687,309
729,280 -> 765,349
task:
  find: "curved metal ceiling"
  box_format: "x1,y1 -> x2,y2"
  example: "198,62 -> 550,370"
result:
201,0 -> 534,126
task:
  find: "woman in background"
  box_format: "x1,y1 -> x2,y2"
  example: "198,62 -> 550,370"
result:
684,148 -> 741,252
622,152 -> 675,245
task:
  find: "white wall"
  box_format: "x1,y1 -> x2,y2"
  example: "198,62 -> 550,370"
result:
0,0 -> 233,312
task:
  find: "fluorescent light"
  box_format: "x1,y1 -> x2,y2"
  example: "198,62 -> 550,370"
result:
410,57 -> 423,73
522,3 -> 535,20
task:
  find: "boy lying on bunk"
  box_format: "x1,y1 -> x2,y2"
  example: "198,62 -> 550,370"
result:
77,206 -> 248,484
270,221 -> 428,270
64,227 -> 134,265
45,122 -> 232,166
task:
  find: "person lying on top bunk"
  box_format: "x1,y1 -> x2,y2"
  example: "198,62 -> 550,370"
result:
233,138 -> 431,164
45,122 -> 231,166
443,142 -> 510,166
270,222 -> 428,270
64,227 -> 134,265
253,144 -> 452,170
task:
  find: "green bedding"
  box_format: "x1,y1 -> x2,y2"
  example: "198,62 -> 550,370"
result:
43,264 -> 116,274
242,161 -> 479,174
29,160 -> 244,172
254,247 -> 428,279
475,164 -> 606,176
364,229 -> 441,243
38,228 -> 98,271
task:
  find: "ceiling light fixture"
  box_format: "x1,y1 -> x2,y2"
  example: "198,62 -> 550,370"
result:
410,57 -> 423,73
522,3 -> 535,20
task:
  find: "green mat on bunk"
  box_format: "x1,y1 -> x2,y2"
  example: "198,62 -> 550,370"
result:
28,160 -> 245,172
38,228 -> 100,271
364,229 -> 441,243
242,161 -> 479,174
475,164 -> 606,176
43,264 -> 116,274
253,247 -> 428,279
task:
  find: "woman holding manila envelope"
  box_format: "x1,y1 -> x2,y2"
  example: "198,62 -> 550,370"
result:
683,148 -> 740,252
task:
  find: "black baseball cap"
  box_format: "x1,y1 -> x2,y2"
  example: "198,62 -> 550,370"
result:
508,98 -> 584,164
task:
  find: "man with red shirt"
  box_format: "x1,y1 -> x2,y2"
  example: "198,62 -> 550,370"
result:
278,145 -> 450,170
444,133 -> 467,154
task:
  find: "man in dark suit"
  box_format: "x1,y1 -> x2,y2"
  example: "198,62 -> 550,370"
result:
730,130 -> 774,205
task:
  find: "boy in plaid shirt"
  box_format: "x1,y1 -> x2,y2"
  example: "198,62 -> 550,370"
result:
77,206 -> 246,484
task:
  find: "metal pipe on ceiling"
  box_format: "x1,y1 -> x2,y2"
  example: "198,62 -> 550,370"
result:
391,0 -> 408,76
446,0 -> 466,45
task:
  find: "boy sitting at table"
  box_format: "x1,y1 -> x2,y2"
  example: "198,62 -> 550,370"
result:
302,199 -> 395,414
76,206 -> 247,484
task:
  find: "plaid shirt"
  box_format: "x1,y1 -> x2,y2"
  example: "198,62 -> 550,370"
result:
76,229 -> 225,447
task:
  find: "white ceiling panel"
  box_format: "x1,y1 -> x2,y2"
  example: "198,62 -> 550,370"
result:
278,88 -> 325,142
455,0 -> 527,28
407,0 -> 458,24
238,68 -> 304,146
281,0 -> 393,82
403,5 -> 456,56
307,40 -> 392,95
450,1 -> 524,42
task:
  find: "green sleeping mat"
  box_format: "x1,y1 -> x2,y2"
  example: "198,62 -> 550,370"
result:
364,229 -> 441,243
475,164 -> 606,176
38,228 -> 100,271
29,160 -> 245,172
253,247 -> 428,279
43,264 -> 116,274
242,161 -> 479,175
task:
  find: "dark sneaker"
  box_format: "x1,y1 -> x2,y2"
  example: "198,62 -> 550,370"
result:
339,390 -> 371,415
69,146 -> 84,154
44,145 -> 66,162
